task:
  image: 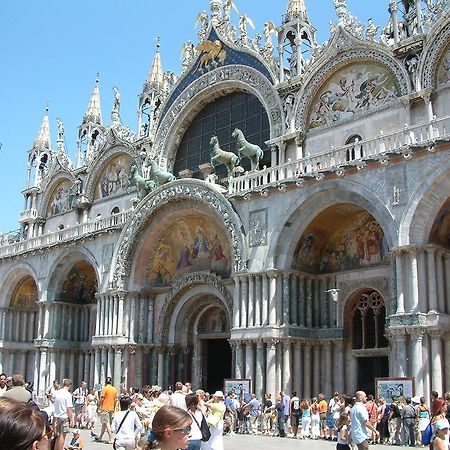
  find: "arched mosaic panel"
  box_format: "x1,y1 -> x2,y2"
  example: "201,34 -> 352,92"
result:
47,180 -> 75,217
437,42 -> 450,87
142,215 -> 232,288
94,154 -> 134,200
56,261 -> 98,304
293,204 -> 388,274
308,62 -> 401,130
11,276 -> 38,308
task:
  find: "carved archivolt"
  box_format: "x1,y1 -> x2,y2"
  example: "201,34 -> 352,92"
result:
420,18 -> 450,90
152,65 -> 284,169
38,171 -> 76,218
110,179 -> 247,290
294,48 -> 410,133
83,144 -> 138,203
157,272 -> 233,344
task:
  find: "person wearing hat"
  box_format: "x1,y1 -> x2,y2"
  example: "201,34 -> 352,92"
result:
65,429 -> 84,449
206,391 -> 226,450
432,419 -> 449,450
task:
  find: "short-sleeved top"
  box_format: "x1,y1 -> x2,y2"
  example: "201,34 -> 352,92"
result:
291,397 -> 301,415
350,402 -> 370,445
319,399 -> 328,414
101,384 -> 117,412
248,398 -> 261,416
54,388 -> 74,419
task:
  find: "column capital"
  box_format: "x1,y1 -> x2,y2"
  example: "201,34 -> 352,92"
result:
428,329 -> 442,339
264,338 -> 279,349
407,328 -> 424,340
256,340 -> 265,350
387,328 -> 407,339
266,269 -> 280,279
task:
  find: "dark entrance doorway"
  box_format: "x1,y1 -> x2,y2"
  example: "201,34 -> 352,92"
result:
204,339 -> 232,393
357,356 -> 389,395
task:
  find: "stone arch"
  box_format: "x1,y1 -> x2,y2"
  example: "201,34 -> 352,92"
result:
0,263 -> 40,308
419,13 -> 450,90
83,144 -> 139,203
45,247 -> 100,302
294,38 -> 410,132
268,180 -> 396,270
110,179 -> 247,290
157,272 -> 233,345
152,65 -> 284,170
37,171 -> 76,218
399,158 -> 450,246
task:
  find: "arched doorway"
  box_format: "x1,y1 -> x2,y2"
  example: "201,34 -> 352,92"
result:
196,305 -> 232,392
347,290 -> 389,394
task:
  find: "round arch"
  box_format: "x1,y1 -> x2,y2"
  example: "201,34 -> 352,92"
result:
399,159 -> 450,246
37,171 -> 76,218
109,179 -> 247,290
45,247 -> 100,302
268,180 -> 396,270
152,65 -> 284,170
0,263 -> 40,308
293,37 -> 410,132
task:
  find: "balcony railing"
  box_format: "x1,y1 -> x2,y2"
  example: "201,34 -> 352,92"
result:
0,211 -> 131,259
228,116 -> 450,195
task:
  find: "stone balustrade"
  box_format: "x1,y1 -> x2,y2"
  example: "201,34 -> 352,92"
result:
228,115 -> 450,195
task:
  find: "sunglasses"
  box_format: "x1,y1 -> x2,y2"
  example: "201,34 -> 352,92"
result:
173,426 -> 191,435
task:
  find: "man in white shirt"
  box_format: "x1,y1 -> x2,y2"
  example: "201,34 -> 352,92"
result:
169,381 -> 187,410
53,378 -> 74,450
72,381 -> 88,418
112,396 -> 143,450
350,391 -> 379,450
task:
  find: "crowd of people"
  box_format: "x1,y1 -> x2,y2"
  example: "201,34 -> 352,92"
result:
1,370 -> 450,450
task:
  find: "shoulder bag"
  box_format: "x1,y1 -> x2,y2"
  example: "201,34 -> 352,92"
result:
113,410 -> 130,450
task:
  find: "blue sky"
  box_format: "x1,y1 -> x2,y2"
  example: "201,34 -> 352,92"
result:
0,1 -> 389,233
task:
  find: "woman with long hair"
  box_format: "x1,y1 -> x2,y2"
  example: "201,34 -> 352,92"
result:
300,399 -> 311,439
0,398 -> 50,450
417,396 -> 430,444
185,393 -> 204,450
146,405 -> 192,450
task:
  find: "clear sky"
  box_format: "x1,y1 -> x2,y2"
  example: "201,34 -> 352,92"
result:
0,0 -> 390,233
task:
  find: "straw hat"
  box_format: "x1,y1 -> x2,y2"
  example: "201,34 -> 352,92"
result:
213,390 -> 224,398
153,393 -> 170,408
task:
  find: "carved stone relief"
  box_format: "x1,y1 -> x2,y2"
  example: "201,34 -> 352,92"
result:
249,208 -> 268,247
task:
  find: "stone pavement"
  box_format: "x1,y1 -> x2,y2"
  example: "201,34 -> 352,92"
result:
65,427 -> 405,450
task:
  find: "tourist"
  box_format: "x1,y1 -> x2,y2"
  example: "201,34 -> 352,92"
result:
0,373 -> 7,396
66,429 -> 84,449
416,396 -> 430,444
53,378 -> 74,450
72,381 -> 88,423
401,397 -> 416,446
224,391 -> 236,435
85,387 -> 98,431
281,391 -> 291,435
336,411 -> 351,450
432,419 -> 449,450
430,398 -> 449,444
206,391 -> 226,450
0,398 -> 50,450
185,392 -> 203,450
96,376 -> 117,444
350,391 -> 379,450
2,373 -> 31,403
365,394 -> 378,443
389,395 -> 403,445
46,380 -> 60,403
290,391 -> 301,438
311,397 -> 320,439
145,405 -> 192,450
274,395 -> 285,437
329,392 -> 342,441
112,396 -> 143,450
300,399 -> 312,439
244,393 -> 261,434
376,396 -> 390,444
170,382 -> 187,410
318,393 -> 328,439
262,393 -> 273,435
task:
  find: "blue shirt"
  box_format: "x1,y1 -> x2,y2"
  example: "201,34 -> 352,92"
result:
350,402 -> 370,445
225,397 -> 236,413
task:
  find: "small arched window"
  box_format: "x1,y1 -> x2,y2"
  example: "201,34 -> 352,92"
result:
351,291 -> 388,349
111,207 -> 120,215
345,134 -> 364,161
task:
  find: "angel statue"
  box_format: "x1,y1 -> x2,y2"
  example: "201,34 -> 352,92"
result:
264,21 -> 276,50
56,118 -> 65,141
195,10 -> 209,42
366,18 -> 378,41
238,14 -> 255,41
223,0 -> 240,23
112,87 -> 120,114
180,41 -> 195,71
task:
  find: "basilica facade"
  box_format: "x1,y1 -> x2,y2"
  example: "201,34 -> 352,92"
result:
0,0 -> 450,401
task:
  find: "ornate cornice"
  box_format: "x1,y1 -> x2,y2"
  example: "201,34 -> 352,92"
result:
152,65 -> 284,169
110,179 -> 247,290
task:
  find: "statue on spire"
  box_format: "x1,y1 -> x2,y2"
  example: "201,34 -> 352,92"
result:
111,87 -> 121,123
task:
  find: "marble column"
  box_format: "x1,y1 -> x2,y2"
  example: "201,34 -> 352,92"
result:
113,347 -> 123,388
418,249 -> 427,313
282,273 -> 290,326
293,340 -> 302,397
262,274 -> 269,326
233,277 -> 240,328
268,272 -> 278,326
334,341 -> 345,394
324,341 -> 333,398
157,348 -> 164,387
245,341 -> 254,381
39,349 -> 47,392
408,329 -> 424,396
429,331 -> 443,395
282,340 -> 292,393
266,339 -> 278,399
240,276 -> 248,329
392,331 -> 407,377
100,347 -> 107,385
135,347 -> 143,388
129,294 -> 137,342
298,277 -> 306,327
117,294 -> 125,336
49,351 -> 56,383
33,350 -> 40,391
68,351 -> 76,382
303,343 -> 312,400
0,351 -> 3,374
305,278 -> 313,327
445,258 -> 450,315
395,252 -> 405,314
255,275 -> 262,327
128,347 -> 136,387
290,274 -> 298,326
321,278 -> 329,328
248,275 -> 255,327
235,341 -> 244,379
426,247 -> 438,311
146,298 -> 154,343
408,248 -> 420,313
436,251 -> 446,312
94,348 -> 101,386
255,341 -> 265,401
312,343 -> 320,395
444,334 -> 450,393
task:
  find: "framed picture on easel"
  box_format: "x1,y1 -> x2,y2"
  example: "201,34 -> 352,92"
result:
375,377 -> 415,404
224,378 -> 252,402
